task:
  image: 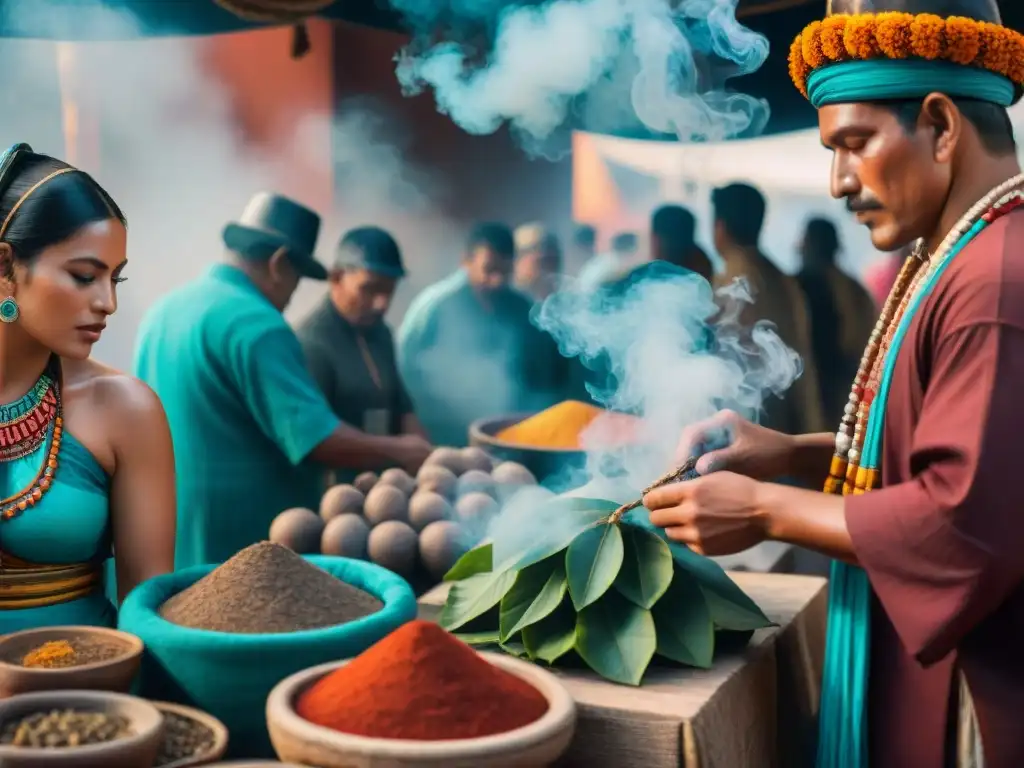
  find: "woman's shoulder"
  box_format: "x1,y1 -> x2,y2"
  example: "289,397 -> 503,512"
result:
58,359 -> 170,475
63,359 -> 168,427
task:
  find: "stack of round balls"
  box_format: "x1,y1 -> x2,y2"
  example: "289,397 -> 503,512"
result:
269,446 -> 538,582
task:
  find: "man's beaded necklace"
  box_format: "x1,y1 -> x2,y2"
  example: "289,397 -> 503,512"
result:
0,370 -> 63,521
825,174 -> 1024,496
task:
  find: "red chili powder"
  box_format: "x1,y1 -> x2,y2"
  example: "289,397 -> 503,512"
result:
294,620 -> 550,740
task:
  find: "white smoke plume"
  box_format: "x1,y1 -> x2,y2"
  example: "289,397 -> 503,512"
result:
543,268 -> 800,485
488,265 -> 802,566
394,0 -> 770,148
0,1 -> 454,372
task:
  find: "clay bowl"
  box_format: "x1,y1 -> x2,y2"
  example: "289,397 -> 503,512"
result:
469,413 -> 587,484
0,689 -> 163,768
266,651 -> 576,768
0,626 -> 143,699
151,701 -> 229,768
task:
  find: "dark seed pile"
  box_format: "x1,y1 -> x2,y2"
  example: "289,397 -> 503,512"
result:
153,711 -> 216,766
158,541 -> 384,634
0,709 -> 132,748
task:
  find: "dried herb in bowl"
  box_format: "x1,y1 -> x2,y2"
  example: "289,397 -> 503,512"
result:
0,709 -> 132,747
154,710 -> 217,766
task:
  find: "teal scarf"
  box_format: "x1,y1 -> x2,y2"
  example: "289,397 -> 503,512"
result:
816,217 -> 988,768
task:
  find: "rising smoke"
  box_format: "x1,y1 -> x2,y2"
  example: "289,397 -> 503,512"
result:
395,0 -> 770,150
0,0 -> 454,371
488,263 -> 802,566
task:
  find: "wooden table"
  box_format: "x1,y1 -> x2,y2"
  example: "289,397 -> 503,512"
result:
419,571 -> 827,768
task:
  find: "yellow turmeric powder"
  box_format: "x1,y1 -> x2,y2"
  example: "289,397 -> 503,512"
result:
496,401 -> 638,450
21,640 -> 78,669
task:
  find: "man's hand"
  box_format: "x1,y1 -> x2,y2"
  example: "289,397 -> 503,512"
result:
392,434 -> 433,474
677,409 -> 799,481
643,472 -> 768,556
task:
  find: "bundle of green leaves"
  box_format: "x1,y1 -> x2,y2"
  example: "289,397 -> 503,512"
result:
439,497 -> 774,686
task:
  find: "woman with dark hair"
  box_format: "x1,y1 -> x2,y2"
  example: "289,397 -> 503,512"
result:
0,143 -> 175,632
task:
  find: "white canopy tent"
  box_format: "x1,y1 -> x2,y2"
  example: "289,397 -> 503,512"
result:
578,103 -> 1024,275
588,102 -> 1024,197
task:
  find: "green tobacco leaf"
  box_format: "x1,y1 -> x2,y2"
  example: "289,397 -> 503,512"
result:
522,597 -> 577,664
566,523 -> 624,611
575,588 -> 656,686
700,587 -> 774,631
670,543 -> 772,630
616,524 -> 673,609
652,568 -> 714,668
495,497 -> 618,572
453,630 -> 500,646
500,637 -> 528,657
623,509 -> 772,631
440,569 -> 516,632
499,557 -> 568,642
444,542 -> 493,581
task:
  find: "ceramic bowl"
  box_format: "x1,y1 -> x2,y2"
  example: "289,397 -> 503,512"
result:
266,651 -> 576,768
469,413 -> 587,484
205,763 -> 304,766
0,626 -> 143,699
0,689 -> 163,768
151,701 -> 229,768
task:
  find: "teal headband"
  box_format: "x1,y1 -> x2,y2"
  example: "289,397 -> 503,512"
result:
807,58 -> 1016,109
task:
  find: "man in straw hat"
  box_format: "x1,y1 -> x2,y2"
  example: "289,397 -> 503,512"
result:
642,1 -> 1024,766
134,192 -> 432,570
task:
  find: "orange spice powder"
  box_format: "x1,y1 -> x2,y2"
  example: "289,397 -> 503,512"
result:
495,400 -> 640,450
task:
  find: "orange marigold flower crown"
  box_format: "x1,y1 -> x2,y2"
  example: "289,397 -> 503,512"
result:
788,12 -> 1024,99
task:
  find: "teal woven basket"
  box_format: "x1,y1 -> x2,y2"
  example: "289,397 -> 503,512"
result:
118,555 -> 417,759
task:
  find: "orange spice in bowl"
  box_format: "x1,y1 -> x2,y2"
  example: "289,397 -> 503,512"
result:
495,400 -> 639,450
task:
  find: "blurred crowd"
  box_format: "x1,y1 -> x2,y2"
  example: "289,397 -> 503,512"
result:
301,180 -> 886,453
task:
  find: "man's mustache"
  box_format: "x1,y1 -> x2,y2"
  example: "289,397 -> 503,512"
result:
846,197 -> 884,213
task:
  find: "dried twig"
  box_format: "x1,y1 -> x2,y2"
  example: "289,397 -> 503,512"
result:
607,456 -> 698,524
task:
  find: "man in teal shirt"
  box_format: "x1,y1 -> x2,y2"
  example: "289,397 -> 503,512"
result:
134,193 -> 432,568
397,222 -> 566,446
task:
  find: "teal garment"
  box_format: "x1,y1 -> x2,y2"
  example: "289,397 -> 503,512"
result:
816,219 -> 987,768
0,431 -> 115,633
133,264 -> 341,570
807,59 -> 1016,108
119,555 -> 417,758
397,270 -> 563,446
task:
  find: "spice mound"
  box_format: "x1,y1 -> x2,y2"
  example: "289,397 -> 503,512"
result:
159,541 -> 384,634
19,637 -> 129,669
0,709 -> 132,748
154,710 -> 216,766
495,400 -> 638,450
295,620 -> 549,740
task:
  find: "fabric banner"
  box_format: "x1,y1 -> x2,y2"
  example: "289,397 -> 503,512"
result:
0,0 -> 394,40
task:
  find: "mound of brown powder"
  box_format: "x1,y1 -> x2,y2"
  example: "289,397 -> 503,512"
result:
159,542 -> 383,634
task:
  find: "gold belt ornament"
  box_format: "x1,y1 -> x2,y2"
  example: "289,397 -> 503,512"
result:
0,553 -> 102,609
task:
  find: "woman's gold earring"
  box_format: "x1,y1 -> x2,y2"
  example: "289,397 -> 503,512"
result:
0,297 -> 19,323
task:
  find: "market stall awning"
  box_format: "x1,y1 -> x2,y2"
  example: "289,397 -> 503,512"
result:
1,0 -> 1020,136
0,0 -> 398,39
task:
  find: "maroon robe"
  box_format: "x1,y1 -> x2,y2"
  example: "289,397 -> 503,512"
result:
845,208 -> 1024,768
